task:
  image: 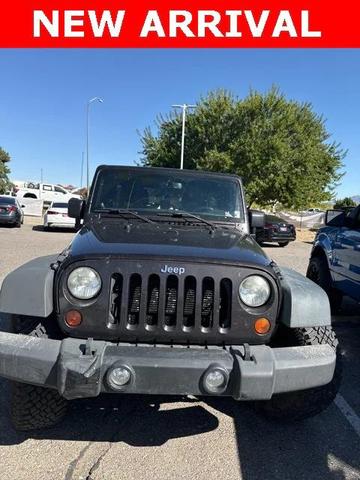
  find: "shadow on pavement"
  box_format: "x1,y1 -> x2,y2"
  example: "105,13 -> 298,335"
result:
258,242 -> 284,248
0,391 -> 219,447
32,225 -> 76,233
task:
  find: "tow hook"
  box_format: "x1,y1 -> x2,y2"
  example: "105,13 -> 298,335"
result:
242,343 -> 253,362
83,338 -> 99,379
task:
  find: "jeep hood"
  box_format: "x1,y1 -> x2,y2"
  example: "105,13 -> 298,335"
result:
68,219 -> 271,267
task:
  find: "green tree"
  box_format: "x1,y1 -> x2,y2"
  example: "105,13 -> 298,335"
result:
141,88 -> 345,209
0,147 -> 11,194
333,197 -> 357,209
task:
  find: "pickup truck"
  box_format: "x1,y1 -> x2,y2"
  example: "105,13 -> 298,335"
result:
15,182 -> 80,203
307,205 -> 360,311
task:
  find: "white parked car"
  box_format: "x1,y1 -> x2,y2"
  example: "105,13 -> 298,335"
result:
306,208 -> 323,214
43,202 -> 76,230
16,182 -> 80,203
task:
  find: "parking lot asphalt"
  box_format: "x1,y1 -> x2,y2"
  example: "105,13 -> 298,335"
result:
0,222 -> 359,480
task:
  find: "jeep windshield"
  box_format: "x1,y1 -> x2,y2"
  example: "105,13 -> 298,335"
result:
89,168 -> 244,222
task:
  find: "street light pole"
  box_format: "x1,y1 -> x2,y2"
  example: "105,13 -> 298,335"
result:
86,97 -> 103,193
172,104 -> 196,169
80,151 -> 84,188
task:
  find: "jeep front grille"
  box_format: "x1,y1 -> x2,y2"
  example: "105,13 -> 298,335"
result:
109,272 -> 232,336
59,259 -> 279,345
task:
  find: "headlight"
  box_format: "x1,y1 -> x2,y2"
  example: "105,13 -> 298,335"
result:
239,275 -> 271,307
67,267 -> 101,300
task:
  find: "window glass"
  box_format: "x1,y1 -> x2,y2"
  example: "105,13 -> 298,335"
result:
91,169 -> 244,222
26,182 -> 39,189
0,196 -> 15,205
43,185 -> 52,191
266,215 -> 284,223
52,202 -> 68,208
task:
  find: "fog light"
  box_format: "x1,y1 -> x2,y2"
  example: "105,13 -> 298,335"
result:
65,310 -> 82,327
107,366 -> 132,390
203,367 -> 228,394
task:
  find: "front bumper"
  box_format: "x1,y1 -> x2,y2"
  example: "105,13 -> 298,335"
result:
0,332 -> 336,400
268,235 -> 296,242
45,218 -> 75,228
260,232 -> 296,243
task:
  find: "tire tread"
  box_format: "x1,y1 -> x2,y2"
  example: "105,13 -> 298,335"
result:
10,314 -> 67,431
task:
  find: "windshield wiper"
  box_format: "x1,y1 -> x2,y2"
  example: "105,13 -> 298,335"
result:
93,208 -> 154,224
155,211 -> 217,230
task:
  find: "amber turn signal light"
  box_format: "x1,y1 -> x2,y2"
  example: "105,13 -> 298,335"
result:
65,310 -> 82,327
254,317 -> 271,335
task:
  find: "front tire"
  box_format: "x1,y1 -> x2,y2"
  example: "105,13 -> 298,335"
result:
258,326 -> 341,421
10,315 -> 67,431
307,256 -> 343,313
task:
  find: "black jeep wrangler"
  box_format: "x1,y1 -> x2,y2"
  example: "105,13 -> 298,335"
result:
0,166 -> 341,430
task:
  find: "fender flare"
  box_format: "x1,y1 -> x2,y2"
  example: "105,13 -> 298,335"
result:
0,255 -> 58,317
311,232 -> 333,264
278,267 -> 331,328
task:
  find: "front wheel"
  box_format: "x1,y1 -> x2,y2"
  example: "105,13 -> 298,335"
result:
257,326 -> 341,421
10,315 -> 67,431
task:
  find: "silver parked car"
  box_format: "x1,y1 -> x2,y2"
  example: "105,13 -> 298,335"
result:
0,196 -> 24,228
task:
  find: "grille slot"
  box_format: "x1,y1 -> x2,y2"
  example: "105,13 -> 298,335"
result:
201,277 -> 214,330
219,279 -> 232,331
183,276 -> 196,330
127,274 -> 142,329
164,275 -> 178,330
109,274 -> 123,325
146,274 -> 160,329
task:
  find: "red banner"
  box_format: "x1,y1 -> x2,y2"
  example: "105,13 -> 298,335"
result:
0,0 -> 359,48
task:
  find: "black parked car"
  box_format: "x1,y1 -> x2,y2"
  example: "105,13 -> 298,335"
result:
0,196 -> 24,228
256,214 -> 296,247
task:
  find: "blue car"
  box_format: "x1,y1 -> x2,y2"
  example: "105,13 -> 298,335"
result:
307,205 -> 360,311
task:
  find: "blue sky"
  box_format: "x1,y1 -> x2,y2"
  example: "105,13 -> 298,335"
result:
0,49 -> 359,197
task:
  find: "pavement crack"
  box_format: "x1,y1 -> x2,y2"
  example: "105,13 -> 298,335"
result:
64,442 -> 92,480
83,403 -> 139,480
85,442 -> 113,480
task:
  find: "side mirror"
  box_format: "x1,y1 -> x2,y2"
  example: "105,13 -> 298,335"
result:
68,198 -> 85,219
249,209 -> 265,229
325,210 -> 345,227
